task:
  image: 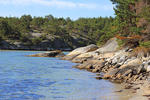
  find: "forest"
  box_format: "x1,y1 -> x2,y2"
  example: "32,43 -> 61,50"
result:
0,0 -> 150,50
0,15 -> 114,49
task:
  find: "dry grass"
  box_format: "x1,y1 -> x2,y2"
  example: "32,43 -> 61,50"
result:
130,47 -> 150,57
116,35 -> 142,40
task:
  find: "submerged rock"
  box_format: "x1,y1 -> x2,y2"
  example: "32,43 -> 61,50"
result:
28,50 -> 65,57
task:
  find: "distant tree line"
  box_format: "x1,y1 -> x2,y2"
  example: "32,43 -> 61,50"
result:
0,15 -> 114,46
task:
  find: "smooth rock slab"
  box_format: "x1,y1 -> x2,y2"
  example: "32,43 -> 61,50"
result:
62,44 -> 98,60
67,44 -> 98,56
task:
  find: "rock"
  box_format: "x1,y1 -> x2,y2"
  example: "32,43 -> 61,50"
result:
124,57 -> 136,64
127,73 -> 132,78
92,68 -> 100,73
95,76 -> 103,80
113,64 -> 121,68
124,85 -> 133,89
85,64 -> 93,69
95,38 -> 119,53
74,59 -> 105,71
116,73 -> 122,79
122,69 -> 133,77
115,90 -> 123,92
137,65 -> 145,74
75,51 -> 96,58
118,55 -> 127,63
103,68 -> 120,79
99,52 -> 115,59
74,62 -> 94,69
28,50 -> 65,57
67,44 -> 98,56
133,75 -> 139,81
146,65 -> 150,72
112,57 -> 118,65
62,44 -> 98,60
61,54 -> 79,60
142,60 -> 150,72
119,58 -> 142,69
71,51 -> 101,63
73,64 -> 84,69
148,61 -> 150,65
128,49 -> 133,52
72,57 -> 89,63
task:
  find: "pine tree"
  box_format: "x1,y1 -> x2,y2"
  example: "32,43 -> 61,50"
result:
111,0 -> 138,36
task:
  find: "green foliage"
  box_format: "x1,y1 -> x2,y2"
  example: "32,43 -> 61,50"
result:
110,0 -> 140,35
19,15 -> 32,33
31,37 -> 42,45
0,14 -> 115,47
0,19 -> 12,39
116,39 -> 125,47
19,33 -> 31,42
140,41 -> 150,48
31,17 -> 45,29
140,6 -> 150,22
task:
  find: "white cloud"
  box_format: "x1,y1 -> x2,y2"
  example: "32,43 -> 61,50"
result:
0,0 -> 113,10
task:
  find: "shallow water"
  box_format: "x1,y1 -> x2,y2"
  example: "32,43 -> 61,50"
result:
0,51 -> 133,100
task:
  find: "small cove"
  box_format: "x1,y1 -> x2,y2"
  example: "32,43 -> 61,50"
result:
0,51 -> 133,100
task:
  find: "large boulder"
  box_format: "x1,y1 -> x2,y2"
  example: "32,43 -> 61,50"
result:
67,44 -> 98,56
28,50 -> 65,57
95,38 -> 119,53
62,44 -> 98,60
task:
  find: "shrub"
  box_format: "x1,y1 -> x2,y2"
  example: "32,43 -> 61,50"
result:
140,41 -> 150,48
116,39 -> 125,47
32,38 -> 42,45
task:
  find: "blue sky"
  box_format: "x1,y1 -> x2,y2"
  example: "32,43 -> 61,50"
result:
0,0 -> 115,20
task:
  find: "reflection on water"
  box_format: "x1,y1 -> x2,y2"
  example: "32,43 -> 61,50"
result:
0,51 -> 132,100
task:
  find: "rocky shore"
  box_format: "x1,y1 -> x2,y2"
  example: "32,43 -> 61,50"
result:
62,38 -> 150,100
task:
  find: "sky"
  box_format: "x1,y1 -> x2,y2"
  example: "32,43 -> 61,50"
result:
0,0 -> 115,20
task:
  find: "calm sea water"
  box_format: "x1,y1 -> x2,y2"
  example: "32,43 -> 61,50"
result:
0,51 -> 132,100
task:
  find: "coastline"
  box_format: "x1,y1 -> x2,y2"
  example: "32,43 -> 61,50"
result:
61,38 -> 150,100
3,38 -> 150,99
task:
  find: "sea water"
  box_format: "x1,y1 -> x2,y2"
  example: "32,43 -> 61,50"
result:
0,51 -> 132,100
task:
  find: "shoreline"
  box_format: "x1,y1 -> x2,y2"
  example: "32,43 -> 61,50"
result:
3,38 -> 150,99
61,38 -> 150,100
